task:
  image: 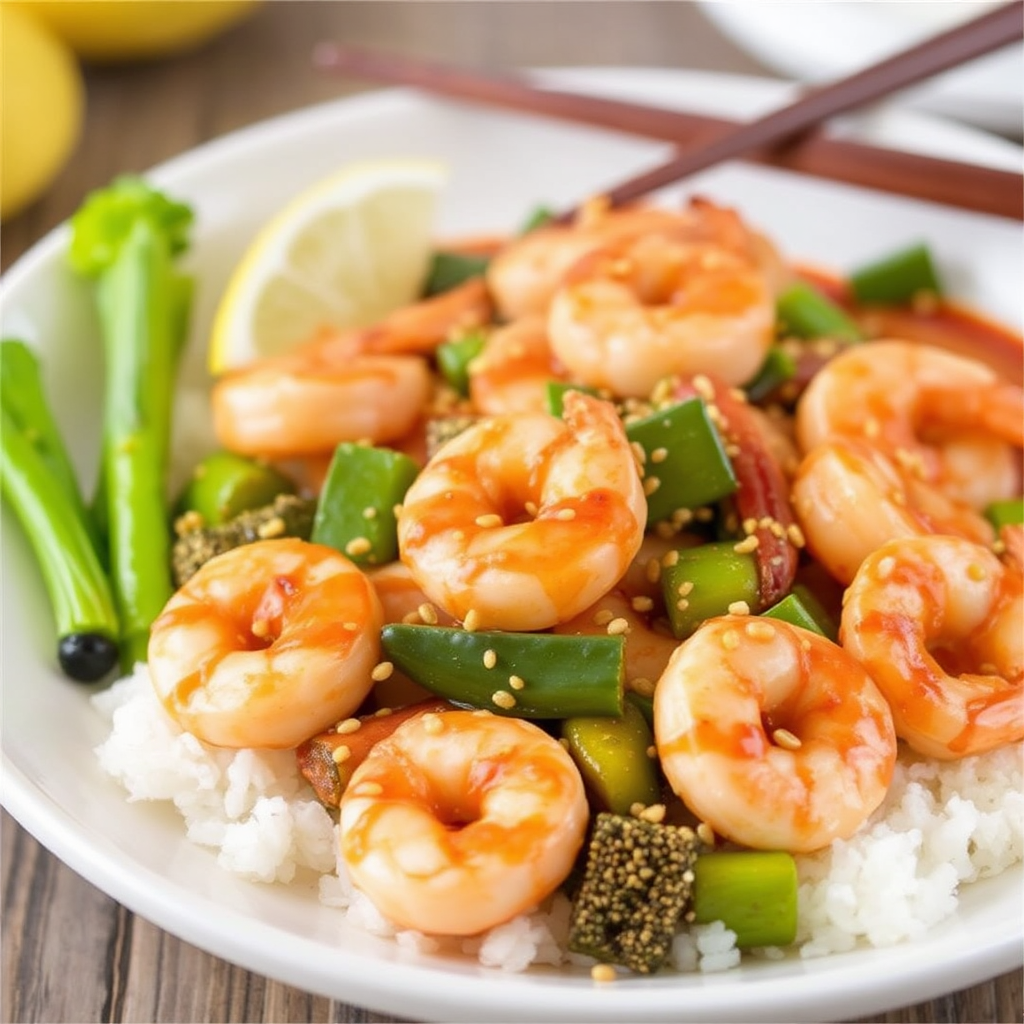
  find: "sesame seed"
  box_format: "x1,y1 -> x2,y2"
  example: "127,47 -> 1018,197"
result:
606,617 -> 630,636
345,537 -> 372,557
631,595 -> 654,613
745,620 -> 776,641
257,515 -> 287,539
508,674 -> 526,690
733,535 -> 760,554
786,523 -> 806,548
357,782 -> 383,796
374,707 -> 393,717
742,517 -> 758,535
675,598 -> 690,612
800,637 -> 812,651
475,513 -> 503,529
692,374 -> 714,401
591,964 -> 617,983
250,618 -> 271,640
555,507 -> 577,521
721,628 -> 740,650
491,690 -> 516,709
418,602 -> 439,625
645,558 -> 662,584
643,476 -> 661,496
727,600 -> 750,616
967,563 -> 987,582
773,727 -> 802,750
650,447 -> 669,464
331,745 -> 352,764
393,503 -> 404,517
362,506 -> 378,520
631,677 -> 655,697
482,649 -> 498,669
630,441 -> 647,466
677,580 -> 694,597
646,744 -> 658,759
876,556 -> 895,580
697,822 -> 715,845
402,610 -> 421,624
336,718 -> 361,735
639,804 -> 666,823
422,713 -> 444,735
662,550 -> 680,568
629,802 -> 646,818
592,608 -> 615,626
371,662 -> 394,682
463,609 -> 482,632
524,500 -> 539,517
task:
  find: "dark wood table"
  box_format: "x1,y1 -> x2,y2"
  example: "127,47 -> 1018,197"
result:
2,3 -> 1021,1021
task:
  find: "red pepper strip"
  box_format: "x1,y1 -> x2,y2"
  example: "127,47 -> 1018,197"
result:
296,697 -> 452,808
672,374 -> 799,608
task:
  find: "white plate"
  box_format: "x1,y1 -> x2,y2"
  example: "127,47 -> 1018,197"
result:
2,69 -> 1022,1024
700,1 -> 1024,136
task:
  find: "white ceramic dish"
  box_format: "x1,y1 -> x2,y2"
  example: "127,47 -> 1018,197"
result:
2,69 -> 1022,1024
700,1 -> 1024,136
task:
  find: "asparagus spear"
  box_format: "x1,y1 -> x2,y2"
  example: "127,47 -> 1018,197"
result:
68,176 -> 194,667
0,340 -> 120,681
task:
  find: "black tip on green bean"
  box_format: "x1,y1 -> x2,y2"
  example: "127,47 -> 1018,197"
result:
58,632 -> 120,683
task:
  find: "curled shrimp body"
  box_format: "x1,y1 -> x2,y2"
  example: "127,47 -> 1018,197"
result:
467,317 -> 567,416
547,236 -> 775,398
397,391 -> 647,631
212,344 -> 431,457
840,535 -> 1023,761
792,437 -> 993,585
796,340 -> 1023,510
147,539 -> 384,749
339,710 -> 588,935
654,617 -> 897,853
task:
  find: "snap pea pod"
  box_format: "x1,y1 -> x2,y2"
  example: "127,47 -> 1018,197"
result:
743,346 -> 797,403
0,344 -> 119,681
849,242 -> 943,306
380,624 -> 624,718
561,698 -> 661,815
423,251 -> 490,296
776,280 -> 863,343
311,443 -> 420,567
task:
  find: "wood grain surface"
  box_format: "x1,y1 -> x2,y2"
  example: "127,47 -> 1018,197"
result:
2,3 -> 1021,1022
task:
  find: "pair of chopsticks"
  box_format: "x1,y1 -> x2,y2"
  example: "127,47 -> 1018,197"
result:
314,1 -> 1024,221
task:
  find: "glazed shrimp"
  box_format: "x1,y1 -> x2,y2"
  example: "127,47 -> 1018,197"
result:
840,534 -> 1023,761
554,589 -> 679,697
147,538 -> 384,749
467,317 -> 568,416
795,340 -> 1023,510
792,437 -> 994,585
212,340 -> 431,457
654,617 -> 897,853
339,710 -> 588,935
397,391 -> 647,631
547,235 -> 775,397
487,197 -> 787,321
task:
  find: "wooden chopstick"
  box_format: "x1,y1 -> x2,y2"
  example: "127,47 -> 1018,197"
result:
313,23 -> 1024,220
585,2 -> 1024,216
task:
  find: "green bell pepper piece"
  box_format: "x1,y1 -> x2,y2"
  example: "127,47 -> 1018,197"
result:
762,585 -> 837,641
849,242 -> 943,306
984,497 -> 1023,530
436,330 -> 487,396
776,281 -> 863,343
176,450 -> 295,526
662,541 -> 760,638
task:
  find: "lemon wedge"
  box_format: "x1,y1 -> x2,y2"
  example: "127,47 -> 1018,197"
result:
208,158 -> 448,375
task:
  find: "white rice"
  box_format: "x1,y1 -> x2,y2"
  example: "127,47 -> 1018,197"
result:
93,666 -> 1023,974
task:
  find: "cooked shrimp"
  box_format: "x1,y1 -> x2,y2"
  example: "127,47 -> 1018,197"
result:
467,317 -> 568,416
212,341 -> 431,457
147,538 -> 384,749
547,235 -> 775,397
654,617 -> 897,852
487,196 -> 786,321
792,437 -> 994,585
840,534 -> 1023,761
339,709 -> 588,935
554,589 -> 679,697
795,340 -> 1023,510
397,390 -> 647,630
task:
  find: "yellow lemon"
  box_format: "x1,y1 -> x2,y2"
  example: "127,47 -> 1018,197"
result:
0,5 -> 84,220
208,158 -> 448,375
11,0 -> 261,63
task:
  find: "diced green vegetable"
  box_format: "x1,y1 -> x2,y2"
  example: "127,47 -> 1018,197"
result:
849,242 -> 943,306
519,204 -> 555,234
625,398 -> 738,523
176,451 -> 296,527
171,493 -> 316,586
776,281 -> 863,343
311,443 -> 420,566
69,175 -> 194,667
743,346 -> 798,403
0,344 -> 120,682
984,497 -> 1024,529
545,381 -> 602,418
423,251 -> 490,296
436,330 -> 487,396
661,541 -> 760,638
380,624 -> 624,718
567,812 -> 706,974
625,689 -> 654,729
692,850 -> 798,949
562,699 -> 661,815
762,585 -> 836,641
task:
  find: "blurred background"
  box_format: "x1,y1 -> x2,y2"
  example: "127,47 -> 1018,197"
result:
1,3 -> 1021,1023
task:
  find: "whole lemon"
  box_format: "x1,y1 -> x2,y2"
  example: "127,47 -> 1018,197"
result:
0,6 -> 84,220
11,0 -> 261,63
